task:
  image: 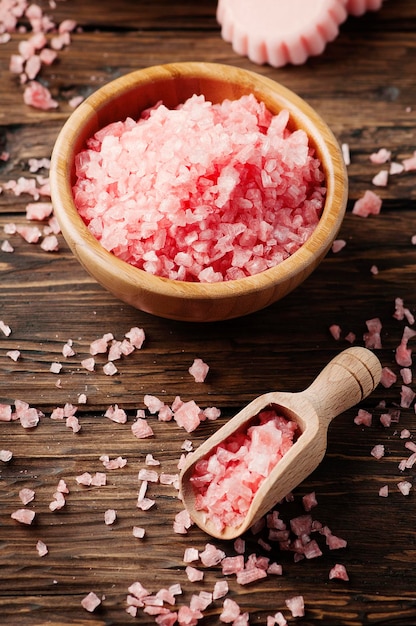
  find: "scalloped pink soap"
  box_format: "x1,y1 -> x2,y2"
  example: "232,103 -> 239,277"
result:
217,0 -> 348,67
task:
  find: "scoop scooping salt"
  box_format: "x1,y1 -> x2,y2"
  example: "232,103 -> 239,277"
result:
73,93 -> 326,283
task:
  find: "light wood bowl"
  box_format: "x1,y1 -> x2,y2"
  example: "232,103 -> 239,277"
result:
50,62 -> 348,322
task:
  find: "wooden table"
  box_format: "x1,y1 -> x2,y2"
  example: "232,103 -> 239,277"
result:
1,1 -> 416,624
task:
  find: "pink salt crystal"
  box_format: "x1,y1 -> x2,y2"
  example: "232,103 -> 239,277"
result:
50,362 -> 62,374
0,320 -> 12,336
173,508 -> 193,534
101,456 -> 126,470
105,404 -> 127,424
222,555 -> 245,575
89,333 -> 113,355
403,151 -> 416,172
23,81 -> 58,110
398,480 -> 412,495
268,612 -> 288,626
66,415 -> 81,432
302,491 -> 318,511
19,487 -> 35,504
390,161 -> 404,175
36,540 -> 48,557
91,472 -> 107,486
364,317 -> 382,349
132,526 -> 146,539
371,444 -> 385,460
81,357 -> 95,371
200,543 -> 226,566
103,361 -> 118,376
380,367 -> 397,388
138,468 -> 159,483
145,453 -> 160,466
401,429 -> 411,439
1,240 -> 14,252
0,449 -> 13,461
104,509 -> 117,525
285,595 -> 305,618
144,394 -> 164,414
125,326 -> 145,349
173,400 -> 202,433
203,406 -> 221,421
400,385 -> 415,409
220,598 -> 241,623
190,591 -> 213,611
131,418 -> 154,439
7,350 -> 20,361
213,580 -> 229,600
62,340 -> 75,357
188,358 -> 209,383
329,324 -> 342,340
49,491 -> 65,511
183,548 -> 199,563
25,201 -> 53,220
11,508 -> 35,524
369,147 -> 391,164
372,170 -> 388,187
76,472 -> 92,486
236,567 -> 267,585
16,224 -> 42,243
81,591 -> 101,612
158,405 -> 173,422
352,190 -> 382,217
40,234 -> 59,252
19,406 -> 40,428
329,563 -> 349,581
39,47 -> 57,65
68,95 -> 84,108
331,239 -> 346,253
379,485 -> 389,497
57,479 -> 69,494
185,566 -> 204,582
217,0 -> 347,68
354,408 -> 372,427
400,368 -> 412,385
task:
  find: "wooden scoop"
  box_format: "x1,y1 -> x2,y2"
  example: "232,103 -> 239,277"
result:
179,346 -> 382,540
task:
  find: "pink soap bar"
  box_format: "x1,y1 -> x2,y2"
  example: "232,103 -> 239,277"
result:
345,0 -> 384,16
217,0 -> 348,68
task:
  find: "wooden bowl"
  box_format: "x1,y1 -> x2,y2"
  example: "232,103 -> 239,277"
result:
50,62 -> 348,323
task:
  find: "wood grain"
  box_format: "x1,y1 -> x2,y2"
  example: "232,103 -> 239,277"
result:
2,0 -> 416,624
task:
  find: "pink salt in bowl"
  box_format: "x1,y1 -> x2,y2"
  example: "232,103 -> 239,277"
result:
50,62 -> 348,323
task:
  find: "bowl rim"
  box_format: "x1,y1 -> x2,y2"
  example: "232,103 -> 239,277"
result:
50,61 -> 348,303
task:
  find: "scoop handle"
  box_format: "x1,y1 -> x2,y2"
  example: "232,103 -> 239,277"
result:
301,346 -> 382,425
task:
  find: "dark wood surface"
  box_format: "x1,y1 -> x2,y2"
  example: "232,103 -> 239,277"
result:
1,1 -> 416,624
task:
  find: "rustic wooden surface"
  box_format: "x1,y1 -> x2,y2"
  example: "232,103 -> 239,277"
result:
1,1 -> 416,624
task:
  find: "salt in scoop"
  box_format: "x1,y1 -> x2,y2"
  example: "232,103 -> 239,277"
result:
179,346 -> 382,540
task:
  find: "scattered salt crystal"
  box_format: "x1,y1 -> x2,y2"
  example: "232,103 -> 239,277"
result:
144,394 -> 164,414
23,81 -> 58,110
354,408 -> 372,427
145,453 -> 160,466
183,548 -> 199,563
40,234 -> 59,252
132,526 -> 146,539
76,472 -> 92,486
0,320 -> 12,336
370,264 -> 378,275
1,240 -> 14,252
285,595 -> 305,618
50,362 -> 62,374
131,418 -> 154,439
397,480 -> 412,495
403,151 -> 416,171
81,357 -> 95,371
138,468 -> 159,483
371,444 -> 385,460
103,361 -> 118,376
0,449 -> 13,462
341,143 -> 350,166
370,148 -> 391,164
213,580 -> 229,600
220,598 -> 241,623
104,404 -> 127,424
11,508 -> 35,524
104,509 -> 117,525
379,485 -> 389,497
329,324 -> 342,340
188,358 -> 209,383
390,161 -> 404,175
352,190 -> 382,217
36,539 -> 48,557
331,239 -> 346,253
19,487 -> 35,504
81,591 -> 101,613
302,491 -> 318,511
372,170 -> 388,186
185,566 -> 204,582
400,385 -> 415,409
329,563 -> 349,581
6,350 -> 20,361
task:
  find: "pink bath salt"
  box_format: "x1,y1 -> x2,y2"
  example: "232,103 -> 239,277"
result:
40,234 -> 59,252
203,406 -> 221,421
62,340 -> 75,358
222,555 -> 245,575
145,453 -> 160,466
364,317 -> 382,349
159,473 -> 179,487
403,151 -> 416,172
132,526 -> 146,539
81,591 -> 101,613
39,47 -> 58,65
173,508 -> 193,534
11,508 -> 35,525
352,190 -> 382,217
7,350 -> 20,361
380,367 -> 397,388
188,358 -> 209,383
144,394 -> 165,414
354,408 -> 372,427
104,509 -> 117,525
101,455 -> 126,470
103,361 -> 118,376
331,239 -> 346,253
302,491 -> 318,512
81,357 -> 95,371
74,94 -> 325,283
0,449 -> 13,461
16,224 -> 41,243
131,418 -> 154,439
25,201 -> 53,220
400,385 -> 415,409
236,566 -> 268,585
9,54 -> 24,74
190,591 -> 213,612
400,368 -> 412,385
372,170 -> 388,187
285,595 -> 305,618
1,240 -> 14,253
50,361 -> 62,374
329,324 -> 342,340
183,547 -> 199,564
174,400 -> 203,433
23,80 -> 58,110
396,342 -> 412,368
137,497 -> 155,511
89,332 -> 113,355
369,147 -> 391,164
185,566 -> 204,583
0,320 -> 12,336
105,404 -> 127,424
398,480 -> 412,496
220,598 -> 241,623
268,612 -> 288,626
213,580 -> 229,600
329,563 -> 349,581
19,487 -> 35,504
91,472 -> 107,486
138,468 -> 159,483
371,444 -> 385,460
158,405 -> 173,422
379,485 -> 389,497
49,491 -> 65,511
76,472 -> 92,486
36,539 -> 48,557
393,297 -> 415,325
191,408 -> 299,531
200,543 -> 226,567
125,326 -> 145,349
66,414 -> 81,433
19,406 -> 41,428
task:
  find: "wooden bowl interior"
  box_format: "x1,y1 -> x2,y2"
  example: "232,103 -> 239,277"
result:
50,63 -> 348,321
